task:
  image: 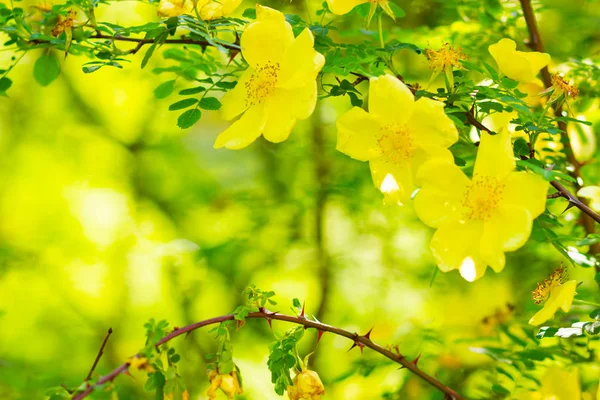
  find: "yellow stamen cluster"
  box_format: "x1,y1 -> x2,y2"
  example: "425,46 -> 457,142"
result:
245,62 -> 280,106
425,43 -> 467,73
551,74 -> 579,98
377,123 -> 415,164
532,265 -> 569,305
51,9 -> 76,37
462,175 -> 505,221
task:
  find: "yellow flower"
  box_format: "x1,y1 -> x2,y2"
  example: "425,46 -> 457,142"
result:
336,74 -> 458,204
568,118 -> 597,163
529,266 -> 577,326
578,186 -> 600,211
326,0 -> 395,25
127,357 -> 156,373
513,367 -> 581,400
425,43 -> 467,88
206,370 -> 243,399
215,5 -> 325,149
550,74 -> 579,103
488,38 -> 550,83
414,130 -> 548,281
287,369 -> 325,400
157,0 -> 242,20
518,79 -> 546,107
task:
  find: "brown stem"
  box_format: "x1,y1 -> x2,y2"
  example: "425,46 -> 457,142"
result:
84,328 -> 113,382
518,0 -> 600,267
72,310 -> 463,400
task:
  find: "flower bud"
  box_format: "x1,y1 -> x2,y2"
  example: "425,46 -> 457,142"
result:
287,369 -> 325,400
206,370 -> 243,399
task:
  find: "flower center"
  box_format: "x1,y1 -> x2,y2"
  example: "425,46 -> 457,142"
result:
245,62 -> 280,106
377,123 -> 416,164
425,43 -> 467,73
461,175 -> 505,221
532,265 -> 568,304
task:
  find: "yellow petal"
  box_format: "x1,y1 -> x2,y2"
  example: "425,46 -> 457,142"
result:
518,80 -> 545,107
522,51 -> 551,79
408,97 -> 458,149
414,159 -> 470,228
488,38 -> 550,83
220,68 -> 253,120
263,91 -> 300,143
578,186 -> 600,212
540,367 -> 581,400
480,205 -> 533,272
501,171 -> 548,217
336,107 -> 381,161
569,119 -> 597,163
214,104 -> 267,149
196,0 -> 242,20
278,28 -> 325,89
370,158 -> 413,205
473,130 -> 515,180
256,4 -> 285,21
379,0 -> 396,19
481,111 -> 516,134
368,74 -> 415,125
326,0 -> 368,15
529,280 -> 577,326
430,219 -> 486,280
241,17 -> 294,68
157,0 -> 193,17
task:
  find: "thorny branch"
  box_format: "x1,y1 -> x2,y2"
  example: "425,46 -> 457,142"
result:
72,310 -> 463,400
84,328 -> 113,382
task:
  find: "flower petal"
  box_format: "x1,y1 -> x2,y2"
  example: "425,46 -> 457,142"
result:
336,107 -> 381,161
220,68 -> 253,120
241,15 -> 294,68
488,38 -> 550,83
529,280 -> 577,326
157,0 -> 193,17
501,171 -> 548,217
196,0 -> 241,20
278,28 -> 325,89
408,97 -> 458,149
578,186 -> 600,212
414,159 -> 470,228
326,0 -> 368,15
370,158 -> 413,205
262,89 -> 305,143
473,130 -> 515,180
368,74 -> 415,125
214,104 -> 266,149
522,51 -> 551,80
430,219 -> 487,280
256,4 -> 286,21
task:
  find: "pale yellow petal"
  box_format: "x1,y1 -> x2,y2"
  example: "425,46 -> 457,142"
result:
488,38 -> 549,83
157,0 -> 193,17
256,4 -> 285,21
241,19 -> 294,68
408,97 -> 458,149
214,104 -> 267,149
370,158 -> 413,205
501,171 -> 548,217
473,130 -> 515,180
336,107 -> 381,162
368,74 -> 415,125
262,91 -> 298,143
220,68 -> 253,120
529,280 -> 577,326
522,51 -> 551,79
414,159 -> 469,228
326,0 -> 368,15
481,111 -> 516,134
278,28 -> 325,89
540,367 -> 581,400
578,186 -> 600,212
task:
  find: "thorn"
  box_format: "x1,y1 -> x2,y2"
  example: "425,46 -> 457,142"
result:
411,353 -> 422,367
185,331 -> 192,340
300,302 -> 306,318
265,318 -> 272,330
348,335 -> 365,354
236,320 -> 246,331
316,330 -> 324,344
362,327 -> 374,340
563,202 -> 577,213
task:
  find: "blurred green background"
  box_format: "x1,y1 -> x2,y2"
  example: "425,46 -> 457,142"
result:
1,0 -> 600,399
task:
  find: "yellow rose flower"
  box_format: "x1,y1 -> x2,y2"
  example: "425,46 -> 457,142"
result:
326,0 -> 395,25
157,0 -> 242,20
488,38 -> 550,83
414,130 -> 548,281
529,266 -> 577,326
336,74 -> 458,205
287,369 -> 325,400
215,5 -> 325,149
206,370 -> 243,399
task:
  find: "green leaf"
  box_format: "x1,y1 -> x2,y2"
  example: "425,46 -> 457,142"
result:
177,109 -> 201,129
154,80 -> 176,99
141,42 -> 158,69
513,138 -> 530,158
389,2 -> 405,18
169,98 -> 198,111
0,77 -> 12,94
198,97 -> 222,110
34,54 -> 61,86
179,86 -> 206,95
242,7 -> 256,19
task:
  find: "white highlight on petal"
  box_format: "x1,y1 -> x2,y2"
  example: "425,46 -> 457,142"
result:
380,173 -> 399,193
459,257 -> 477,282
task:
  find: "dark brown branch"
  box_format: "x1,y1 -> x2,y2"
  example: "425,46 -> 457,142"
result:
465,106 -> 494,134
72,310 -> 463,400
518,0 -> 600,266
84,328 -> 113,382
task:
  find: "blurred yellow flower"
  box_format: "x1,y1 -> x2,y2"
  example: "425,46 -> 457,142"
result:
568,118 -> 597,163
157,0 -> 242,20
514,366 -> 581,400
127,356 -> 155,372
578,186 -> 600,211
488,38 -> 550,83
287,369 -> 325,400
215,5 -> 325,149
414,130 -> 548,281
206,370 -> 243,399
326,0 -> 395,25
336,74 -> 458,204
529,266 -> 577,326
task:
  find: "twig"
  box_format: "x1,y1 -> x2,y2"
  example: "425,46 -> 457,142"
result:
85,328 -> 113,382
465,106 -> 495,134
71,310 -> 463,400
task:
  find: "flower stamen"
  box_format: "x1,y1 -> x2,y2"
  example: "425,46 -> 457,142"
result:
461,175 -> 505,221
245,62 -> 280,106
377,123 -> 416,164
532,265 -> 569,305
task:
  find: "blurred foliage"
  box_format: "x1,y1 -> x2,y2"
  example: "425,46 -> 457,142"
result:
1,0 -> 600,399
